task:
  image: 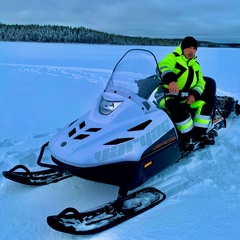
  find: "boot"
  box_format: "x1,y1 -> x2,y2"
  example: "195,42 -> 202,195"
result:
193,127 -> 207,142
181,128 -> 195,141
180,128 -> 196,151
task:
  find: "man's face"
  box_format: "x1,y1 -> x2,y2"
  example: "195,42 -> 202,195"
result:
183,47 -> 197,59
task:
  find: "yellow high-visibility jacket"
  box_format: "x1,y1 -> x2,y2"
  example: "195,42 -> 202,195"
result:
158,45 -> 205,99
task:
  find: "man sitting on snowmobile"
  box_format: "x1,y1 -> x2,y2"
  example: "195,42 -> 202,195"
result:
155,36 -> 216,146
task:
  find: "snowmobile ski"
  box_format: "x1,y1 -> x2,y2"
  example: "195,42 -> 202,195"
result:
47,187 -> 166,235
2,165 -> 73,186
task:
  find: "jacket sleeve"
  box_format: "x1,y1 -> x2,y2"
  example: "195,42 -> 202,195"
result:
158,53 -> 178,84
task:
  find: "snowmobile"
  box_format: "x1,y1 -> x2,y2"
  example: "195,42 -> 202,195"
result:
3,49 -> 240,235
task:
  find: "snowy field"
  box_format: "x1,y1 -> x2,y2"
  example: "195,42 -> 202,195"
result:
0,42 -> 240,240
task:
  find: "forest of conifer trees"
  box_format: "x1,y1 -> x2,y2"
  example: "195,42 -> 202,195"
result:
0,23 -> 239,48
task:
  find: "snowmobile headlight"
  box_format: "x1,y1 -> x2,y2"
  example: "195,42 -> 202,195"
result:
99,98 -> 122,115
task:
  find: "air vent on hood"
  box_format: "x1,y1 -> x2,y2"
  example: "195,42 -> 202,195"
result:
86,128 -> 101,132
79,121 -> 86,129
127,119 -> 152,131
68,128 -> 77,137
74,134 -> 89,140
104,137 -> 134,145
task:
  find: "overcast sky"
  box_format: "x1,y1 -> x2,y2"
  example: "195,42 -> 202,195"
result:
1,0 -> 240,43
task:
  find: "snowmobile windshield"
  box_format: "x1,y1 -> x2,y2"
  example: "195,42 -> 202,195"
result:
106,49 -> 161,100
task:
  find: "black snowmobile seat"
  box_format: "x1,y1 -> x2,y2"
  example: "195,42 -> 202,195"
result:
136,74 -> 160,99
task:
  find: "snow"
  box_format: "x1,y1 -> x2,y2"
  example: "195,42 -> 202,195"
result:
0,41 -> 240,240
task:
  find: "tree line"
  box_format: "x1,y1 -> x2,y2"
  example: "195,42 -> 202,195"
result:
0,23 -> 239,48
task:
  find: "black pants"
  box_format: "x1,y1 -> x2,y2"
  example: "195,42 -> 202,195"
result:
201,76 -> 216,116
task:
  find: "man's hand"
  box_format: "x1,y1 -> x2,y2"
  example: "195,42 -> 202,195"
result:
168,82 -> 179,93
187,94 -> 195,104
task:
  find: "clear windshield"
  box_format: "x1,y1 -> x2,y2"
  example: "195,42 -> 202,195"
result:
105,49 -> 161,100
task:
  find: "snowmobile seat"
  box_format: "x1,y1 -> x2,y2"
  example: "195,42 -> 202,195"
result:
135,74 -> 160,99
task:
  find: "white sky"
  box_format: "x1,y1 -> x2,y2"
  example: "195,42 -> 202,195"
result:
1,0 -> 240,43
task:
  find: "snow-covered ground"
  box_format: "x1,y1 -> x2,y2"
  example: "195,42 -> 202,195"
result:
0,42 -> 240,240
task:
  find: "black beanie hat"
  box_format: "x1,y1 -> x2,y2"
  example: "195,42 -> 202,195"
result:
181,36 -> 198,51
